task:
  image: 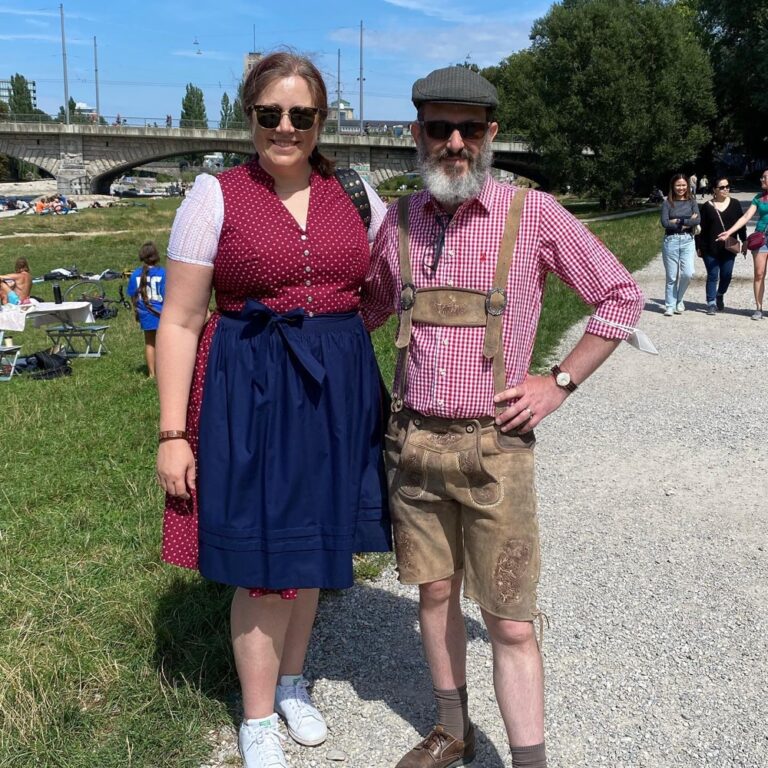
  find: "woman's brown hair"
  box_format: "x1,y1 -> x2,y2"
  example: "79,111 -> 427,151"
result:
667,173 -> 693,204
14,257 -> 30,273
138,241 -> 161,316
242,51 -> 335,177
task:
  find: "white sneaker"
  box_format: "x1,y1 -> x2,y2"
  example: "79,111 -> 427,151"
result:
239,714 -> 288,768
663,307 -> 674,317
675,301 -> 685,314
275,676 -> 328,746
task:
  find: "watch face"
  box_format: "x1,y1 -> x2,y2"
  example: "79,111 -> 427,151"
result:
556,372 -> 571,387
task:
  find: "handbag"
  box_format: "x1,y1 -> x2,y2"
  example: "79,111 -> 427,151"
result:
746,231 -> 766,251
710,203 -> 742,254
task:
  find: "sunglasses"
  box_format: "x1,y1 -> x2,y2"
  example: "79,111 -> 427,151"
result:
247,105 -> 321,131
420,120 -> 488,141
716,185 -> 730,190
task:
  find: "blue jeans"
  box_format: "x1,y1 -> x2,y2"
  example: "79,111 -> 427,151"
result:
701,252 -> 735,304
661,233 -> 695,309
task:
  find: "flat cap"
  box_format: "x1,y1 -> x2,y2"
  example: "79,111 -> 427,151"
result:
412,66 -> 498,109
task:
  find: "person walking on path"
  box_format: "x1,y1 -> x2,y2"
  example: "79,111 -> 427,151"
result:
696,177 -> 747,315
155,52 -> 391,768
363,66 -> 644,768
660,174 -> 700,316
698,175 -> 709,199
127,242 -> 166,378
717,168 -> 768,319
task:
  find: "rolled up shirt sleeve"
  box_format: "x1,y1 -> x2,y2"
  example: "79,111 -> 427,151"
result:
538,194 -> 644,340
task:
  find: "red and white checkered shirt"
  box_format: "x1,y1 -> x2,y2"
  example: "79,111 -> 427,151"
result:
362,176 -> 644,419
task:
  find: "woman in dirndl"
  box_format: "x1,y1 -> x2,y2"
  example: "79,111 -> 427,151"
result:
155,52 -> 391,768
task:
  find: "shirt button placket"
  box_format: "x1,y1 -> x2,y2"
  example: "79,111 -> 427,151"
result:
302,235 -> 314,316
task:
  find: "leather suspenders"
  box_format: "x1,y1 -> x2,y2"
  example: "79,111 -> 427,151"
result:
391,188 -> 528,416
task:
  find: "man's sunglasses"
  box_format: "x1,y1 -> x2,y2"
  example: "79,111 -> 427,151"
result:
420,120 -> 489,141
247,105 -> 322,131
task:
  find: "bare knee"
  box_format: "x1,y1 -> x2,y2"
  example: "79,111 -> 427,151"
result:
419,576 -> 460,608
484,615 -> 537,649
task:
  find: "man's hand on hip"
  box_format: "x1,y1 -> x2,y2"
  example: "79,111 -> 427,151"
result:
493,373 -> 569,433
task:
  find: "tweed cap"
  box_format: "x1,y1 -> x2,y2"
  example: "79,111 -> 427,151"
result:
411,66 -> 498,109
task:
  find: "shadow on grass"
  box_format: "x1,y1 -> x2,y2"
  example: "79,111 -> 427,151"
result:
152,578 -> 507,767
153,576 -> 241,721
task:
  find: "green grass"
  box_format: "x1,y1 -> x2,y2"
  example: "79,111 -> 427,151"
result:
0,204 -> 659,767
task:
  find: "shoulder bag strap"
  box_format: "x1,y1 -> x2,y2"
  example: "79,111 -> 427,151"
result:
335,168 -> 372,229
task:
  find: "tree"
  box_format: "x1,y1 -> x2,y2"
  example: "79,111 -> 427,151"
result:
484,0 -> 716,204
180,83 -> 208,129
220,92 -> 233,129
8,74 -> 35,120
695,0 -> 768,159
231,78 -> 246,129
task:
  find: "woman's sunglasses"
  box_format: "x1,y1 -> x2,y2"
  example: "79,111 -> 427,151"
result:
420,120 -> 489,141
247,105 -> 322,131
715,185 -> 730,190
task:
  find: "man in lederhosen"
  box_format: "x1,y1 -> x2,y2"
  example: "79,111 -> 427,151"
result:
363,67 -> 644,768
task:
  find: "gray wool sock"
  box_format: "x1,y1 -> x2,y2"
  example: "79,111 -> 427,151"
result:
433,684 -> 470,741
510,742 -> 547,768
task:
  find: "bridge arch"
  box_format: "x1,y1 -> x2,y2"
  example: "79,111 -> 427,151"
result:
0,122 -> 544,194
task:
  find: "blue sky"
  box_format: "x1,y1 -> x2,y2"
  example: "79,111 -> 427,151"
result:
0,1 -> 551,123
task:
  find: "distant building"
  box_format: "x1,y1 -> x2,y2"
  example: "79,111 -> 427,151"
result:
328,99 -> 355,122
243,52 -> 262,78
0,77 -> 37,108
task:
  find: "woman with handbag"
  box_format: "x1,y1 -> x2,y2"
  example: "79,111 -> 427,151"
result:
696,178 -> 747,315
660,173 -> 700,316
717,169 -> 768,320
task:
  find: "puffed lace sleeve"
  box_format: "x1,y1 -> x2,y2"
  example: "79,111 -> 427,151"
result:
364,179 -> 388,244
167,173 -> 224,266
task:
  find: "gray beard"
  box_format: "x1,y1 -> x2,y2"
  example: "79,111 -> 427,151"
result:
417,138 -> 494,208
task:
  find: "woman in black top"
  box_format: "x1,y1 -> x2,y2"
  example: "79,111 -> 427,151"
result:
696,177 -> 747,315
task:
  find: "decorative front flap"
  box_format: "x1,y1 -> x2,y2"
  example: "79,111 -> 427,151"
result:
411,287 -> 487,327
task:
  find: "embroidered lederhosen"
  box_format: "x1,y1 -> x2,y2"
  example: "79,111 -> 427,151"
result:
390,188 -> 528,414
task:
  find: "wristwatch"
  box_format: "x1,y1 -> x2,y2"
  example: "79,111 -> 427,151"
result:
551,364 -> 578,393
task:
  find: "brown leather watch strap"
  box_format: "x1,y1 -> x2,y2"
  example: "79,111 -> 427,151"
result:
551,365 -> 578,393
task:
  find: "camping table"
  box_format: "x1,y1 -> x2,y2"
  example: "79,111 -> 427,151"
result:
0,332 -> 21,381
0,301 -> 108,359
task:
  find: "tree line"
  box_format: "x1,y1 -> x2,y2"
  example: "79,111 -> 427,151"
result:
481,0 -> 767,204
2,0 -> 765,194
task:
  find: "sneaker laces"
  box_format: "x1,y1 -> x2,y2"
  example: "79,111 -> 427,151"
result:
241,724 -> 286,768
279,678 -> 323,724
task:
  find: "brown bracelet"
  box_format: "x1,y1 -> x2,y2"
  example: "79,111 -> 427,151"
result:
159,430 -> 188,443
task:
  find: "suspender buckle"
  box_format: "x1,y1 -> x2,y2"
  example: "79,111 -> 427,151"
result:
400,282 -> 416,311
485,287 -> 507,316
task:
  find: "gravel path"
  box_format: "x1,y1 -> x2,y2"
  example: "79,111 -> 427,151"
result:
204,217 -> 768,768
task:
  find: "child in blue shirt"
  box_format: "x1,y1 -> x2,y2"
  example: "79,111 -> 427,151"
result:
127,241 -> 166,377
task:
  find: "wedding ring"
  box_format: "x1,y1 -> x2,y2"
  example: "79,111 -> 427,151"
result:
526,407 -> 534,420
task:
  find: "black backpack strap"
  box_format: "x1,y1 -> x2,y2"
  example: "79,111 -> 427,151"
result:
335,168 -> 372,230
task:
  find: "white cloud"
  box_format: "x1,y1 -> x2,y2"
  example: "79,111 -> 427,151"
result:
381,0 -> 481,24
330,22 -> 531,69
0,5 -> 95,21
25,18 -> 49,28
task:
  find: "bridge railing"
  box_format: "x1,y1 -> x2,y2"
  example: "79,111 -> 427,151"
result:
0,113 -> 528,144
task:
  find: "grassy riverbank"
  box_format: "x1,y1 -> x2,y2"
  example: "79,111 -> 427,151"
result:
0,201 -> 658,767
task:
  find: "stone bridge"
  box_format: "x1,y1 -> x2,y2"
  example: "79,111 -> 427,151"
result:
0,122 -> 545,194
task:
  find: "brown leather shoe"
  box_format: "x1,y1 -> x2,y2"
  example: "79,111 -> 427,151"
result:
394,724 -> 476,768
